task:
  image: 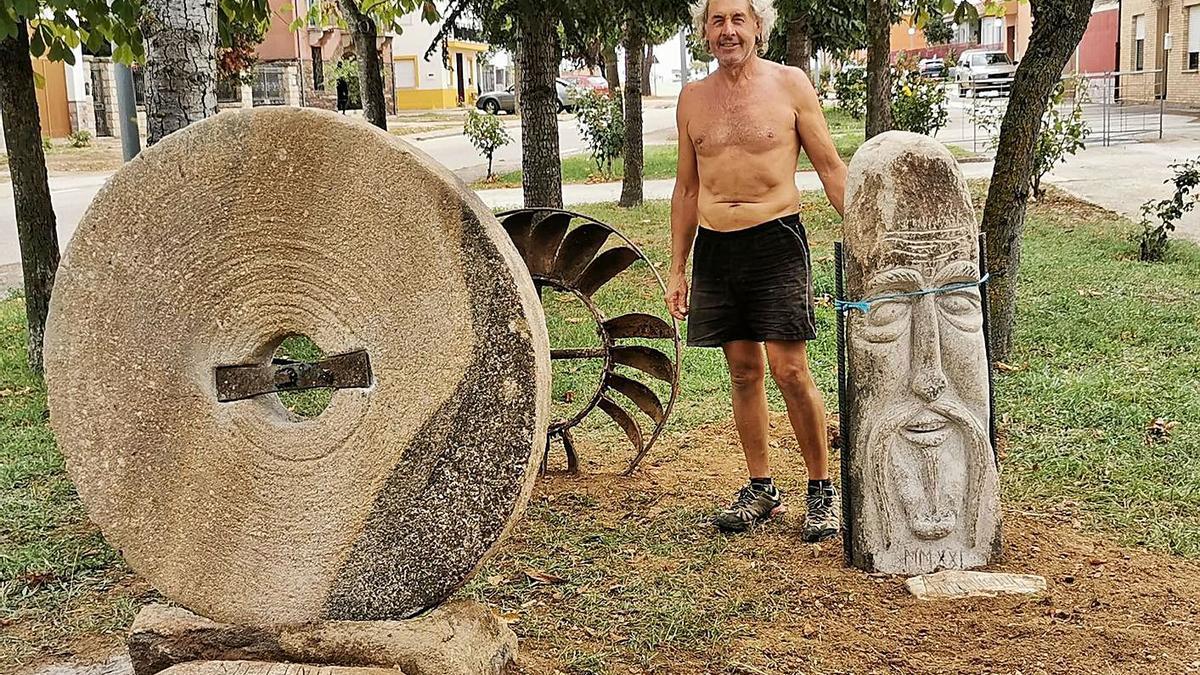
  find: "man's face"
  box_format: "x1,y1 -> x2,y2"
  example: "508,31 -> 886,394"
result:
704,0 -> 760,67
851,253 -> 990,543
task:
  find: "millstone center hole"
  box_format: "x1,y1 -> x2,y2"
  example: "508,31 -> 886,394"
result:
543,286 -> 605,423
274,334 -> 333,420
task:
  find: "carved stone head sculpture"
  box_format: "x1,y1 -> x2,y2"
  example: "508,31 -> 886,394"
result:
842,131 -> 1000,574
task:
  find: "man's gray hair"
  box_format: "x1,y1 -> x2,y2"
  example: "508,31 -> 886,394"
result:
690,0 -> 777,53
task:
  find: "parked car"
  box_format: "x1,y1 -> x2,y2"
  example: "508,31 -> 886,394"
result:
955,49 -> 1017,97
559,74 -> 610,94
918,57 -> 946,78
475,78 -> 578,115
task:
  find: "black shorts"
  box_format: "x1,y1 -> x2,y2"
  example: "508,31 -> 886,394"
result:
686,213 -> 817,347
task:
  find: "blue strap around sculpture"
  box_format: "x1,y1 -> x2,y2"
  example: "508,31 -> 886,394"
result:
834,274 -> 991,315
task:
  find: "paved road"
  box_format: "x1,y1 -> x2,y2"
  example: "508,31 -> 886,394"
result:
0,105 -> 678,269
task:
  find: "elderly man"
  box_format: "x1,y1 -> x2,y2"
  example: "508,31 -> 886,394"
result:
667,0 -> 848,541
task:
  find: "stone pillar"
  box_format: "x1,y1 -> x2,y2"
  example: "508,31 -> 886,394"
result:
284,64 -> 301,107
841,130 -> 1000,575
240,82 -> 253,108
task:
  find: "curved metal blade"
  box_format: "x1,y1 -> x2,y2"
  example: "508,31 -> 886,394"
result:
604,371 -> 666,424
527,212 -> 573,277
604,313 -> 674,340
577,247 -> 639,297
500,211 -> 536,263
553,223 -> 611,283
611,345 -> 674,382
598,396 -> 644,453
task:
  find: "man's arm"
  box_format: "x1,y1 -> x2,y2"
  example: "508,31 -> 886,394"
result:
793,70 -> 848,217
667,84 -> 701,320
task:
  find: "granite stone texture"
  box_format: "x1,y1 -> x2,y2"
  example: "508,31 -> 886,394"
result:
129,602 -> 516,675
44,108 -> 550,625
842,131 -> 1001,575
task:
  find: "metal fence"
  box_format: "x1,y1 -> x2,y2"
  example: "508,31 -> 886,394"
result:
959,70 -> 1164,152
251,66 -> 288,106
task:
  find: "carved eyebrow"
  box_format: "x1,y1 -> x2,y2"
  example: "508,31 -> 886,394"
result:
933,260 -> 980,285
865,268 -> 924,295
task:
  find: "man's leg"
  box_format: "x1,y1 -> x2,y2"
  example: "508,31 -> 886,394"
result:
721,340 -> 770,477
765,340 -> 840,542
711,340 -> 782,532
763,340 -> 829,480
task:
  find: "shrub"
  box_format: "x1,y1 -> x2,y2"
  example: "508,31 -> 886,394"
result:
891,69 -> 948,136
573,88 -> 624,180
833,67 -> 866,119
970,77 -> 1091,199
463,108 -> 512,181
68,129 -> 93,148
41,137 -> 53,151
1137,158 -> 1200,262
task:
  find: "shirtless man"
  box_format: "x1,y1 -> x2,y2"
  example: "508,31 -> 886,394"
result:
668,0 -> 848,541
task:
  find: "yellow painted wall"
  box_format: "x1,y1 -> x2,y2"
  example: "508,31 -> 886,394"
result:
394,87 -> 458,110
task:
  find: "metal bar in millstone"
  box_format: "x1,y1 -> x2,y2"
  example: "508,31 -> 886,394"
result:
215,350 -> 372,402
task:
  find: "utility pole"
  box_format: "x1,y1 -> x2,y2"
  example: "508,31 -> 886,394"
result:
114,62 -> 141,161
679,29 -> 689,87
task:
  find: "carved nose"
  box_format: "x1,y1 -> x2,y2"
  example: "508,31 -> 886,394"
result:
910,295 -> 947,402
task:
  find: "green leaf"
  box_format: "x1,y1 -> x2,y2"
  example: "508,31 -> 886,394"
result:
32,71 -> 46,89
29,25 -> 46,56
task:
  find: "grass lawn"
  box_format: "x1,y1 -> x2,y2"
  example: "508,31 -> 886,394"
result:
4,188 -> 1200,671
473,108 -> 975,189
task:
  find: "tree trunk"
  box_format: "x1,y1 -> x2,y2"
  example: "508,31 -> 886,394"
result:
641,43 -> 653,96
513,40 -> 522,115
0,22 -> 60,373
603,43 -> 621,92
620,20 -> 646,208
865,0 -> 893,138
141,0 -> 219,145
517,9 -> 562,208
786,16 -> 813,75
338,0 -> 387,130
982,0 -> 1094,361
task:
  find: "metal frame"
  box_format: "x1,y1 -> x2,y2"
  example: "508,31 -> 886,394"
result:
497,208 -> 682,476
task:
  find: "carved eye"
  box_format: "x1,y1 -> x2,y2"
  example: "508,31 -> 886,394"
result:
938,290 -> 982,332
861,299 -> 910,343
868,299 -> 909,326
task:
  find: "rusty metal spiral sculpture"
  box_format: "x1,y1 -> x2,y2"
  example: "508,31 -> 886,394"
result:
497,208 -> 681,475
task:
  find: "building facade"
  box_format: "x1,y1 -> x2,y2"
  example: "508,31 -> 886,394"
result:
1066,0 -> 1120,76
1119,0 -> 1200,106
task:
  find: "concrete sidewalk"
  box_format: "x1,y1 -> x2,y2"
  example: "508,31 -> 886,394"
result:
475,161 -> 1000,210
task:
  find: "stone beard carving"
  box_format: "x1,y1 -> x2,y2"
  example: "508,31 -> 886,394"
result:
843,131 -> 1000,575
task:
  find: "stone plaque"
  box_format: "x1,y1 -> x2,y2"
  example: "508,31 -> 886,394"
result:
841,131 -> 1000,574
45,108 -> 550,625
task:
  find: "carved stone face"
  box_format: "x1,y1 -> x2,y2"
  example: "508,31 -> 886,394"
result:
843,131 -> 999,574
854,258 -> 990,546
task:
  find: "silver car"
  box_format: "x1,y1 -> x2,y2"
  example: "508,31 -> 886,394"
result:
955,50 -> 1017,97
475,78 -> 577,115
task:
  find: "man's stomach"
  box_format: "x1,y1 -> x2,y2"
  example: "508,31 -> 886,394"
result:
697,185 -> 803,232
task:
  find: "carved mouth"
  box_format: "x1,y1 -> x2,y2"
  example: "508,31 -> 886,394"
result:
900,414 -> 951,447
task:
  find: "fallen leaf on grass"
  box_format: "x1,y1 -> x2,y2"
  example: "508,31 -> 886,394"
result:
485,574 -> 506,586
1144,418 -> 1178,445
524,569 -> 567,585
994,361 -> 1023,373
565,317 -> 585,324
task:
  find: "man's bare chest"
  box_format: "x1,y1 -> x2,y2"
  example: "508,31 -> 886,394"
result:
689,100 -> 798,156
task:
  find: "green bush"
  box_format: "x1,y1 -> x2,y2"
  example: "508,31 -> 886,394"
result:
970,77 -> 1090,199
463,108 -> 512,181
833,67 -> 866,119
41,137 -> 53,151
1138,158 -> 1200,262
891,69 -> 948,136
67,129 -> 92,148
573,88 -> 624,180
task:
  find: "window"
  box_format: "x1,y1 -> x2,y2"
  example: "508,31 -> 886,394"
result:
1135,14 -> 1146,71
1189,6 -> 1200,70
394,59 -> 417,89
312,47 -> 324,90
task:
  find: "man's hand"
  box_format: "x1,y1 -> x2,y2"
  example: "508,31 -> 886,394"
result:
666,272 -> 689,320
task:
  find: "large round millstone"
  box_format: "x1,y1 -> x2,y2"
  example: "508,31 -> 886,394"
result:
44,108 -> 550,626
